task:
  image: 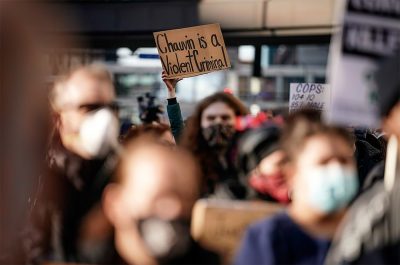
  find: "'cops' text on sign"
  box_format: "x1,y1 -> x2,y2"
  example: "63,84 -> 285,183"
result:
289,83 -> 330,113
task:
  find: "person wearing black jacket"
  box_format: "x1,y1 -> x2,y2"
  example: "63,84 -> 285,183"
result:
354,136 -> 384,187
25,64 -> 120,264
325,52 -> 400,265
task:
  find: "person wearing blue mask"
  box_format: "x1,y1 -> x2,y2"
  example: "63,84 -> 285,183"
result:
234,109 -> 358,265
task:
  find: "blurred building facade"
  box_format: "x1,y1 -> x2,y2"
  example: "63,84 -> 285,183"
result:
42,0 -> 335,121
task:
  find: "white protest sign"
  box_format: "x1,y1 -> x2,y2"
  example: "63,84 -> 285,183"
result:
327,0 -> 400,127
289,83 -> 330,113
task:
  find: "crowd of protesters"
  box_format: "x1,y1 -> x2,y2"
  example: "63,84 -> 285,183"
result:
4,51 -> 395,265
1,4 -> 400,265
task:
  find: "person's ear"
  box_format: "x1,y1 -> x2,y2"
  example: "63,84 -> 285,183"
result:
52,111 -> 61,131
382,103 -> 400,138
283,163 -> 297,201
102,183 -> 125,226
282,162 -> 296,189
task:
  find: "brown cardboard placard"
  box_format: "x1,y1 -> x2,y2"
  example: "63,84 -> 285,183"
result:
191,199 -> 282,263
153,24 -> 231,79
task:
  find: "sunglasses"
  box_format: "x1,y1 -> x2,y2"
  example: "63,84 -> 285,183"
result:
78,102 -> 119,113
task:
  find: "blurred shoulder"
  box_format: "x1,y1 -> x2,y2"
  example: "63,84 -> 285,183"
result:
234,211 -> 288,265
247,211 -> 289,238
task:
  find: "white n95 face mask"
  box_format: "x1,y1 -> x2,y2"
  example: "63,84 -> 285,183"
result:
79,108 -> 119,159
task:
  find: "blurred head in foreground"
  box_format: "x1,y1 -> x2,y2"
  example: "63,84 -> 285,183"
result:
50,64 -> 119,159
282,110 -> 358,222
103,135 -> 203,265
122,123 -> 175,146
237,123 -> 289,203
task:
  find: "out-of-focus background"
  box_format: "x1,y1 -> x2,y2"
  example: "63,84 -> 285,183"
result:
8,1 -> 399,265
43,0 -> 334,121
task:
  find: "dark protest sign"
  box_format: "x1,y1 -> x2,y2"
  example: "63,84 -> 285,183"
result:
289,83 -> 330,113
327,0 -> 400,127
153,24 -> 231,79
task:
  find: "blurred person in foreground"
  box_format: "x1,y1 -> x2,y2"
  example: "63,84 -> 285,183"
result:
163,73 -> 249,199
236,121 -> 290,204
26,64 -> 120,264
235,110 -> 358,265
103,134 -> 220,265
325,52 -> 400,264
0,1 -> 87,263
0,2 -> 53,263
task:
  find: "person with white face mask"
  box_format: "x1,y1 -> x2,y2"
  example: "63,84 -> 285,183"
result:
25,64 -> 121,264
51,64 -> 119,160
235,109 -> 358,265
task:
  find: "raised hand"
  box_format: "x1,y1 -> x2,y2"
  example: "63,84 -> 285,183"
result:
162,70 -> 182,98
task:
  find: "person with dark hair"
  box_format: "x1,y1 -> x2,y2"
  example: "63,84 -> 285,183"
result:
162,74 -> 248,199
235,109 -> 358,265
181,92 -> 248,198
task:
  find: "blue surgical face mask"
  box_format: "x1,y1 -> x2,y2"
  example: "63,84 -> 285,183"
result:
305,164 -> 359,213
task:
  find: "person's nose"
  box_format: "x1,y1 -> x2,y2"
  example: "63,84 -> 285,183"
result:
329,160 -> 344,168
154,195 -> 183,220
213,116 -> 223,125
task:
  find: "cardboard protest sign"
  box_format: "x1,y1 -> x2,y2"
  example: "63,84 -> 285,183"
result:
154,24 -> 231,79
289,83 -> 330,113
327,0 -> 400,127
191,199 -> 281,262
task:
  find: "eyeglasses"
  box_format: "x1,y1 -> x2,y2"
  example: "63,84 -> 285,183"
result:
77,102 -> 119,113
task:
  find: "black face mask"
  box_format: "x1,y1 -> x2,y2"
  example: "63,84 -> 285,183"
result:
137,217 -> 192,263
202,124 -> 236,148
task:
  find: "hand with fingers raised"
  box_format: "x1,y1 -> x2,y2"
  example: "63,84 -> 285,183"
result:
162,70 -> 182,99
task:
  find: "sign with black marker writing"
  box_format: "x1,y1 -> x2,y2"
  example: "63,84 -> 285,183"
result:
289,83 -> 330,113
327,0 -> 400,127
153,24 -> 231,79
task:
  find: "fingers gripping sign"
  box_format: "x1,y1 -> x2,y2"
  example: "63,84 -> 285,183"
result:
162,70 -> 183,99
